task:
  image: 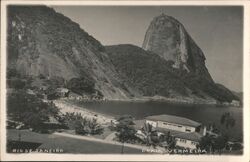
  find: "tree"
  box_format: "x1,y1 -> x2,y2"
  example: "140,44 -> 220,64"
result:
167,136 -> 176,149
142,123 -> 154,146
75,118 -> 89,135
22,112 -> 46,130
199,135 -> 214,153
88,118 -> 103,134
115,115 -> 136,143
199,134 -> 229,154
220,112 -> 236,129
66,77 -> 95,95
115,115 -> 136,154
7,90 -> 60,130
63,112 -> 103,135
213,135 -> 228,154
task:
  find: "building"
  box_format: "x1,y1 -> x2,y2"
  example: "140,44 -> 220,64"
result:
174,132 -> 202,149
145,114 -> 204,149
145,114 -> 201,133
55,88 -> 70,97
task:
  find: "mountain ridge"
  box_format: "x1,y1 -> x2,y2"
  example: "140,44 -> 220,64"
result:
7,5 -> 131,100
105,44 -> 239,103
7,5 -> 240,104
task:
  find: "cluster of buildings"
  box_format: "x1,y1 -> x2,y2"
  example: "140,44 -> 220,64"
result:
144,114 -> 206,150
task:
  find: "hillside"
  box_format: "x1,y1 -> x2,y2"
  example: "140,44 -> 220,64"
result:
106,44 -> 239,103
141,13 -> 239,103
7,6 -> 239,104
7,5 -> 131,100
106,44 -> 188,97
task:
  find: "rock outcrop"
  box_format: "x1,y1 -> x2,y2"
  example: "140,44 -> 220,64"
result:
142,14 -> 213,82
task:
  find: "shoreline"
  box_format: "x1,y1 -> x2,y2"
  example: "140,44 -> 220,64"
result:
53,100 -> 115,125
53,98 -> 243,140
66,96 -> 241,108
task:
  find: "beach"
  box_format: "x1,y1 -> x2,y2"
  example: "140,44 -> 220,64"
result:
53,99 -> 115,125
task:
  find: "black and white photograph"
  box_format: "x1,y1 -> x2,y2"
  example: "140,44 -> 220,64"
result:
0,1 -> 249,161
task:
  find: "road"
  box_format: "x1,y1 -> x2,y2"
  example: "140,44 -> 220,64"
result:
7,129 -> 144,154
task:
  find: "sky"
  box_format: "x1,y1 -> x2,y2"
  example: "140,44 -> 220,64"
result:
52,6 -> 243,92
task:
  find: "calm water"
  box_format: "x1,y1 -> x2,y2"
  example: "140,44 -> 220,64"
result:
76,101 -> 243,140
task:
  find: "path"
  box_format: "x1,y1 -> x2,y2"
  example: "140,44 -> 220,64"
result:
7,129 -> 142,154
104,132 -> 116,141
54,132 -> 166,152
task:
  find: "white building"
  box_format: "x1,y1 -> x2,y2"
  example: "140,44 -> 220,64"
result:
145,114 -> 201,133
174,132 -> 202,149
145,114 -> 203,149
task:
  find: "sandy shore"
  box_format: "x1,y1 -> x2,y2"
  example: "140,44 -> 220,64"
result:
53,100 -> 115,125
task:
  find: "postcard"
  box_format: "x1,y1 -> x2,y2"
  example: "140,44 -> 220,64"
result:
1,1 -> 249,161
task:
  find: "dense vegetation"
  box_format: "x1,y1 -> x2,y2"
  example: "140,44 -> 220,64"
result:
106,44 -> 239,102
7,90 -> 59,130
7,6 -> 127,100
106,44 -> 188,97
115,115 -> 137,143
66,77 -> 95,95
62,112 -> 104,135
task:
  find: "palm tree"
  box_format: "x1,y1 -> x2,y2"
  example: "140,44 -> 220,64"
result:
142,123 -> 153,146
199,135 -> 214,153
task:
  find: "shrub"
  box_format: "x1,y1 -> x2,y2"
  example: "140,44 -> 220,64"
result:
62,112 -> 103,135
115,115 -> 136,143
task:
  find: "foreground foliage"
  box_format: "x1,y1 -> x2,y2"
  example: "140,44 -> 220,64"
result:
7,90 -> 59,130
62,112 -> 104,135
115,115 -> 137,143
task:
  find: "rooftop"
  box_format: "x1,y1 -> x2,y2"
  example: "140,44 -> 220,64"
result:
156,127 -> 187,136
145,114 -> 201,127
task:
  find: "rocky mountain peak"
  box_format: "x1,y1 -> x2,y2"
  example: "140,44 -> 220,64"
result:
142,14 -> 213,82
7,6 -> 239,103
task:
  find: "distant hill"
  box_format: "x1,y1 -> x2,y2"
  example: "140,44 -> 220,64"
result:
232,91 -> 243,102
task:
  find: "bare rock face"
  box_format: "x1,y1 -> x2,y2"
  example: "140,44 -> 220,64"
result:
7,6 -> 130,100
142,14 -> 213,82
139,14 -> 238,102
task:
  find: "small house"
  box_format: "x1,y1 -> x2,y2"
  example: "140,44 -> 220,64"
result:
174,132 -> 202,149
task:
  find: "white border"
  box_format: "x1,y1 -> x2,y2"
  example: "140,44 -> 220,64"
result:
1,1 -> 249,161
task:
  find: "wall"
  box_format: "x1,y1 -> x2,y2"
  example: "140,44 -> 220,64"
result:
145,120 -> 157,127
156,120 -> 196,133
175,138 -> 198,150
